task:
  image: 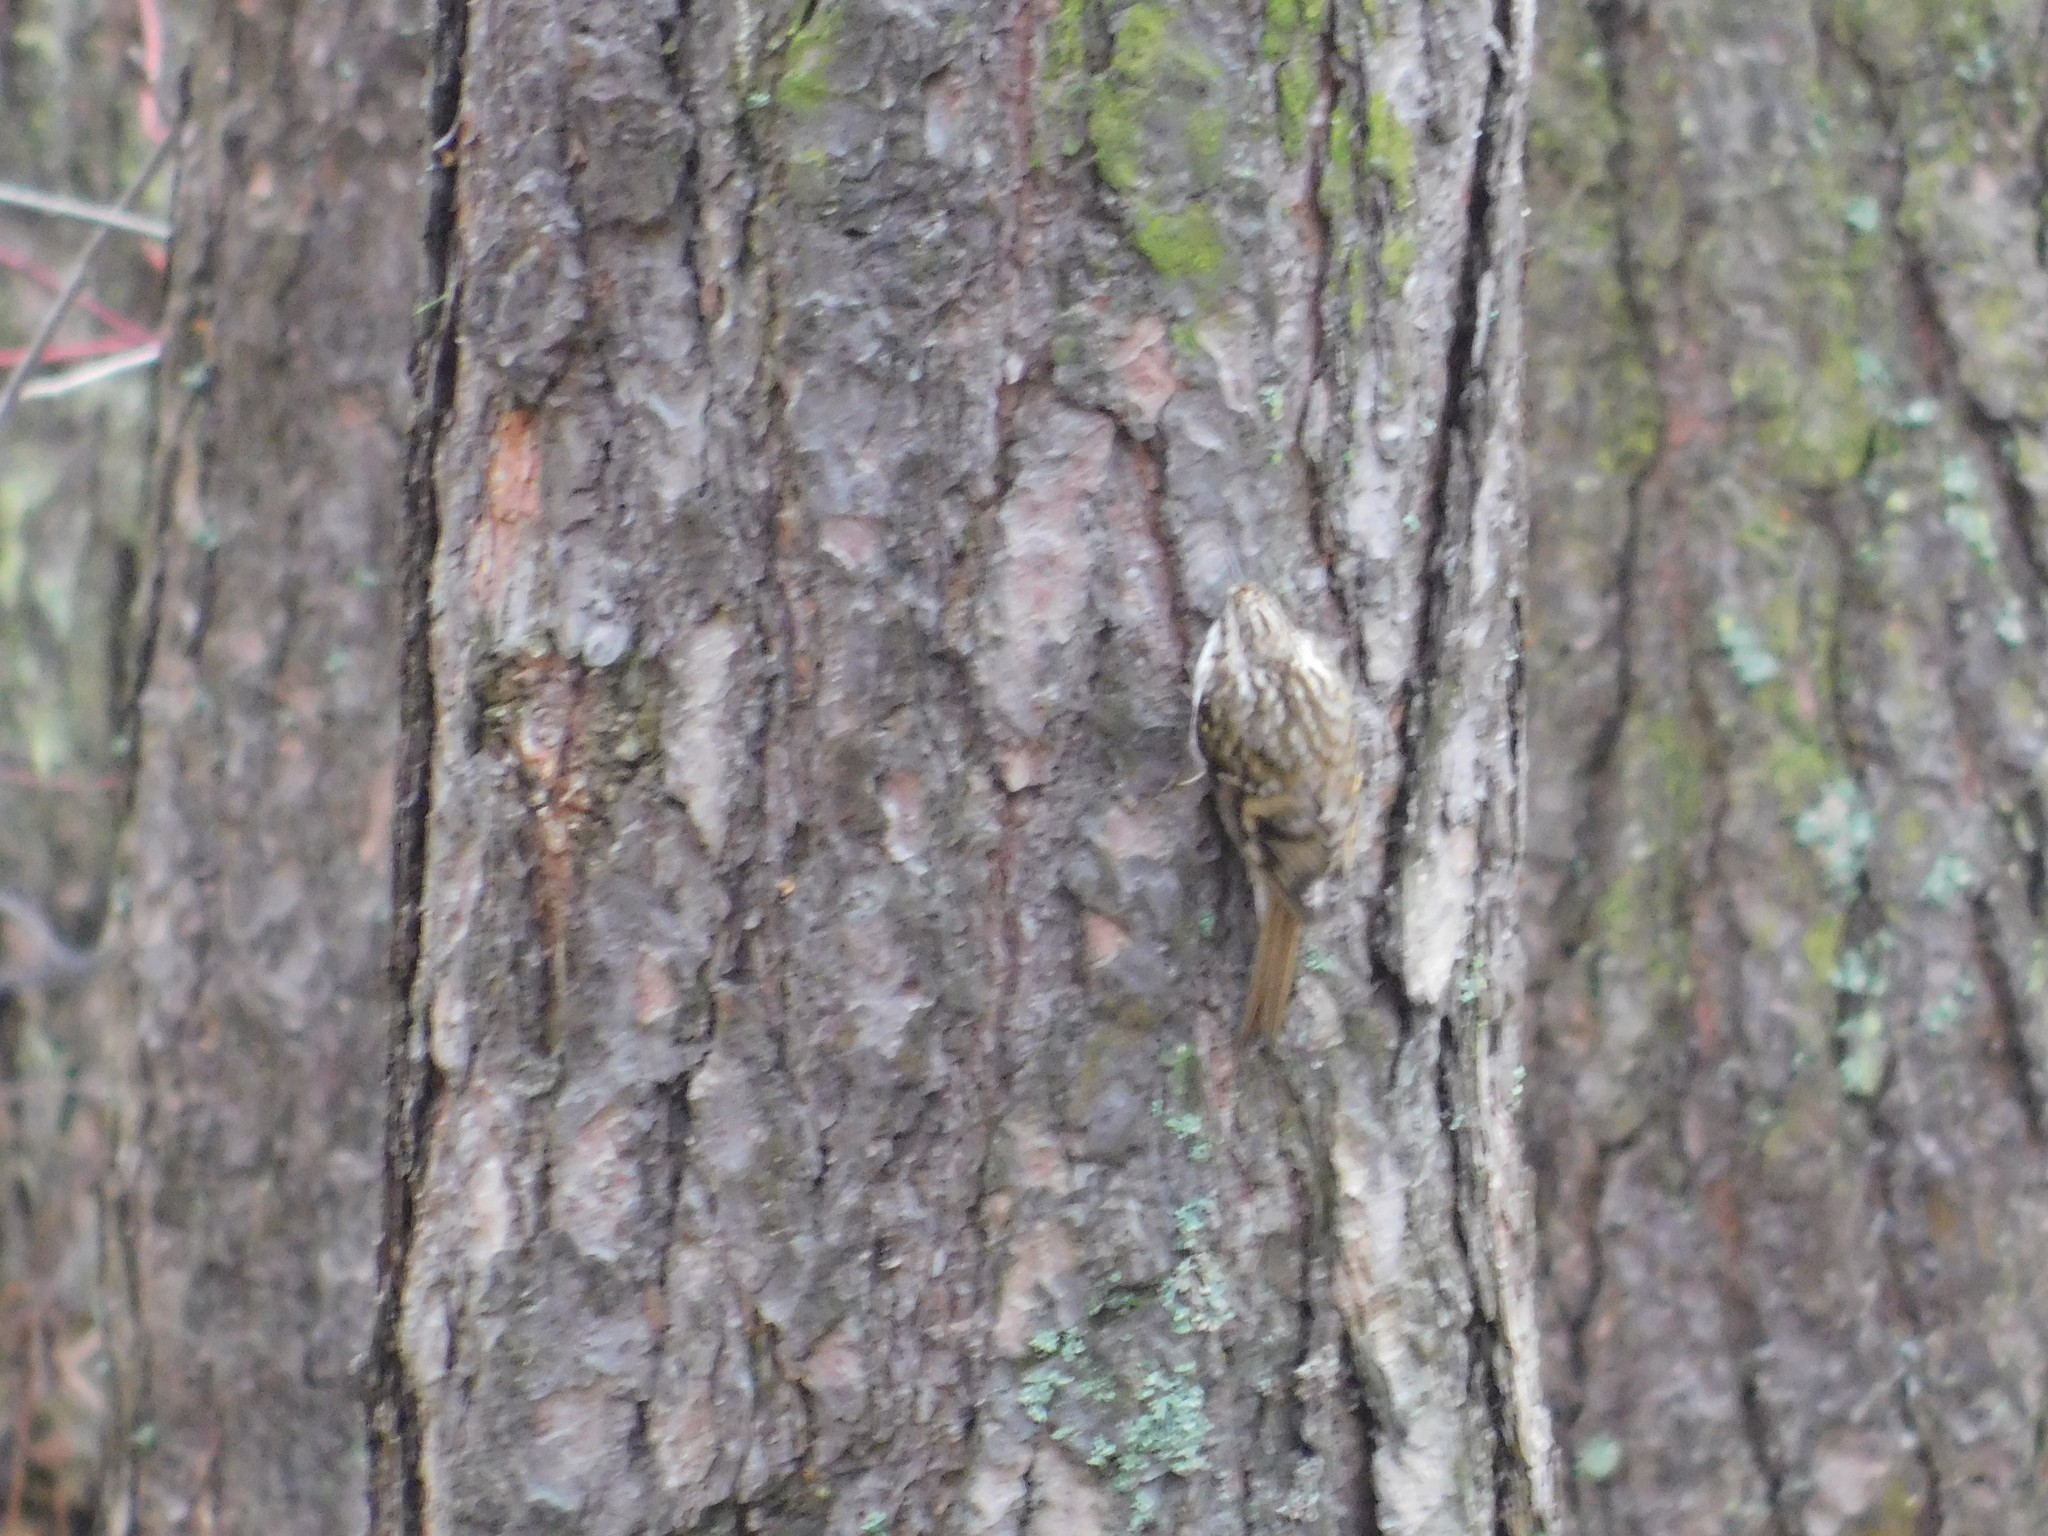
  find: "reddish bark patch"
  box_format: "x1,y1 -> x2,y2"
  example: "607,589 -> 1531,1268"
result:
474,407 -> 544,618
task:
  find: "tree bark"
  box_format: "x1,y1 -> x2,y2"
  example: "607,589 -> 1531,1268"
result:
371,0 -> 1556,1533
96,1 -> 427,1530
1527,1 -> 2048,1530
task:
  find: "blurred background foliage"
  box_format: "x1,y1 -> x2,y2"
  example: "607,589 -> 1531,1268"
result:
0,0 -> 169,1527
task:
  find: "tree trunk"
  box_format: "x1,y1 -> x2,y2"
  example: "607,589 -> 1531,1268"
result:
1527,1 -> 2048,1530
370,0 -> 1556,1532
96,1 -> 427,1530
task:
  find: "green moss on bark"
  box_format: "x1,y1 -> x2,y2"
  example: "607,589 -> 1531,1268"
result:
776,4 -> 840,113
1134,205 -> 1225,279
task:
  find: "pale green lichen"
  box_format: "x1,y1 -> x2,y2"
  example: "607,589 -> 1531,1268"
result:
1794,778 -> 1876,892
1010,1069 -> 1228,1525
1161,1196 -> 1232,1334
1117,1366 -> 1211,1486
1576,1434 -> 1623,1482
1944,499 -> 2000,564
1031,1327 -> 1089,1361
1020,1327 -> 1089,1422
1828,938 -> 1890,998
1158,1039 -> 1197,1097
1160,1251 -> 1233,1335
1920,975 -> 1976,1034
1457,953 -> 1487,1005
1837,1007 -> 1887,1096
1995,596 -> 2026,646
1941,454 -> 2000,567
1715,610 -> 1782,687
1160,1104 -> 1211,1161
1920,852 -> 1976,908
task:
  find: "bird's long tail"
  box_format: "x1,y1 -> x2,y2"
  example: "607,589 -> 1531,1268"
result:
1241,899 -> 1303,1040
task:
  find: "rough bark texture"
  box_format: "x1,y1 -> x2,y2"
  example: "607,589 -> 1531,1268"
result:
95,1 -> 427,1530
371,0 -> 1556,1533
1526,1 -> 2048,1530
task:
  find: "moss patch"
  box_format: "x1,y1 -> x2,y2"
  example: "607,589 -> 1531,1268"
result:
1135,205 -> 1225,279
1088,2 -> 1224,193
776,4 -> 840,113
1366,90 -> 1415,210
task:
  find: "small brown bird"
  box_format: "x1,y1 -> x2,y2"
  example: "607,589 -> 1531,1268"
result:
1191,583 -> 1362,1039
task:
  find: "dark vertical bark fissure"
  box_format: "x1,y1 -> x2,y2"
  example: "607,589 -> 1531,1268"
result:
1536,0 -> 1694,978
1295,4 -> 1353,650
2030,3 -> 2048,271
1811,461 -> 1948,1523
1729,1329 -> 1795,1536
1371,0 -> 1510,997
1823,18 -> 2048,612
1973,893 -> 2048,1145
1414,9 -> 1525,1527
117,383 -> 195,818
1865,1103 -> 1947,1536
1338,1328 -> 1382,1536
1547,1119 -> 1637,1456
368,1 -> 467,1531
1843,0 -> 2048,1283
1434,1017 -> 1514,1536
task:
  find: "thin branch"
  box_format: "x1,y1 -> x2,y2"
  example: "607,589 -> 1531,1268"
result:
20,341 -> 161,400
0,246 -> 158,342
0,763 -> 122,792
136,0 -> 171,145
0,181 -> 172,241
0,335 -> 153,369
0,133 -> 176,444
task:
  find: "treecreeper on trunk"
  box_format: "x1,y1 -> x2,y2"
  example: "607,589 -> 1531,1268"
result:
1191,582 -> 1364,1039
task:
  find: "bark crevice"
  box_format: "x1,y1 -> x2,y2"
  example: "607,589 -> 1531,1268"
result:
367,0 -> 468,1529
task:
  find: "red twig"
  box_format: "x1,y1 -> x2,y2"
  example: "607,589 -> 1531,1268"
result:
0,336 -> 149,369
0,134 -> 175,442
136,0 -> 167,145
0,765 -> 121,793
0,246 -> 155,344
